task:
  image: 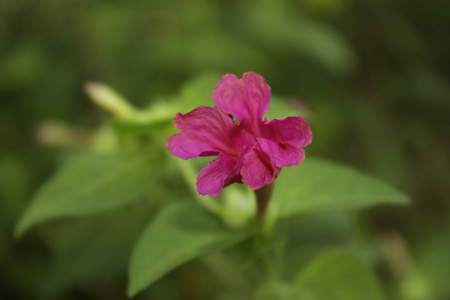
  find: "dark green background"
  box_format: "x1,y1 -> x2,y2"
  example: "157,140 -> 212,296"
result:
1,0 -> 449,299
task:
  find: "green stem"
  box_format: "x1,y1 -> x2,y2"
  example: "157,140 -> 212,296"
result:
254,183 -> 274,223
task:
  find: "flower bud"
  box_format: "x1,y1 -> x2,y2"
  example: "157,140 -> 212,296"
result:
85,82 -> 135,119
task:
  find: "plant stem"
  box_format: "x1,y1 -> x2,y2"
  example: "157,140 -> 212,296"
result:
254,183 -> 274,223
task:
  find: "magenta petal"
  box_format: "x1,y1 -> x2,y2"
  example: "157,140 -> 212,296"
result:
241,72 -> 271,120
166,106 -> 238,159
240,149 -> 277,190
267,116 -> 312,148
258,138 -> 305,167
197,155 -> 238,197
167,72 -> 312,197
212,74 -> 249,125
258,116 -> 311,167
166,134 -> 218,159
212,72 -> 271,129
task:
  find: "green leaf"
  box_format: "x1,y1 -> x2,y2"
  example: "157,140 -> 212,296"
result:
255,281 -> 316,300
296,250 -> 386,300
412,226 -> 450,299
51,200 -> 154,288
273,158 -> 409,219
15,150 -> 161,237
276,213 -> 352,280
128,202 -> 246,297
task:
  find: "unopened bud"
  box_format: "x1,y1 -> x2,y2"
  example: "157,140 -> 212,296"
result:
84,82 -> 135,118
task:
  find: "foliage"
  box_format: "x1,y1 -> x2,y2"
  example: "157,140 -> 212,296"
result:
11,76 -> 408,299
2,0 -> 450,299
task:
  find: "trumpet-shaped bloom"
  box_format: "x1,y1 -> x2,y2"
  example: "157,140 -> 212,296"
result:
167,72 -> 312,197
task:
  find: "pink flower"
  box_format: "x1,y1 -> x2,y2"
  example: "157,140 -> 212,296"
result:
167,72 -> 312,197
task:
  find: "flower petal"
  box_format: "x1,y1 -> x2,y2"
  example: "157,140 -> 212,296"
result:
257,116 -> 312,167
267,116 -> 312,147
240,148 -> 278,190
197,155 -> 239,197
166,134 -> 217,160
258,138 -> 305,167
241,72 -> 271,119
166,106 -> 239,159
212,72 -> 271,130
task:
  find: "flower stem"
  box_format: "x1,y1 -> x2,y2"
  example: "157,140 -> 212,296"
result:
254,183 -> 274,223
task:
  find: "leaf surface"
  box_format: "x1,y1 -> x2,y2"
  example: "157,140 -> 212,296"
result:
128,202 -> 246,297
296,250 -> 386,300
273,158 -> 409,219
255,281 -> 316,300
16,151 -> 160,236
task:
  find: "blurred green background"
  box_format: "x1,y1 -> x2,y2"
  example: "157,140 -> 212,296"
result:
1,0 -> 450,299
